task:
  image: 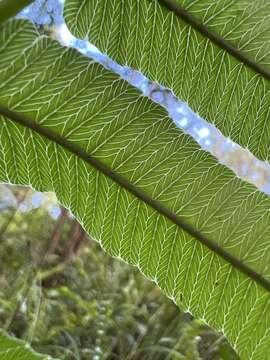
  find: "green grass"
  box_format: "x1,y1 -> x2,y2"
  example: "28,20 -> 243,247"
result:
0,185 -> 238,359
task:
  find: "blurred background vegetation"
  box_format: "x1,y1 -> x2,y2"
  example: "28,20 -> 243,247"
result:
0,184 -> 239,360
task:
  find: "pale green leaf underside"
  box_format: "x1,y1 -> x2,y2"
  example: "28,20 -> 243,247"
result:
0,329 -> 54,360
173,0 -> 270,68
64,0 -> 270,160
0,20 -> 270,359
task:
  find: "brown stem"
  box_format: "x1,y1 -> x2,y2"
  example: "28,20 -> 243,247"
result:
45,206 -> 68,256
62,220 -> 86,261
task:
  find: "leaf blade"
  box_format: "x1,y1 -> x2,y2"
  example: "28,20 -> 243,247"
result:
64,0 -> 270,160
0,329 -> 54,360
1,19 -> 270,359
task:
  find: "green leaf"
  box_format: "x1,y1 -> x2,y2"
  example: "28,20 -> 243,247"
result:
0,18 -> 270,360
0,0 -> 34,25
64,0 -> 270,160
0,329 -> 54,359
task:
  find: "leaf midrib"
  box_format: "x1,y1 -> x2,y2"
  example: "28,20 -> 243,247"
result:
1,104 -> 270,292
158,0 -> 270,81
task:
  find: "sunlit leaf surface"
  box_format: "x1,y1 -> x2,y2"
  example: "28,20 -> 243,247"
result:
0,330 -> 54,359
64,0 -> 270,160
0,0 -> 270,357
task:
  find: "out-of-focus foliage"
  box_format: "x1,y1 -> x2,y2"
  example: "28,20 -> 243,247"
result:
0,185 -> 238,360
